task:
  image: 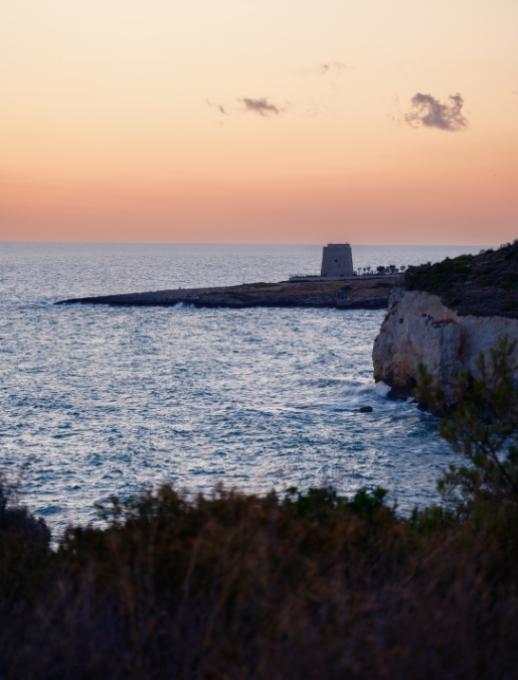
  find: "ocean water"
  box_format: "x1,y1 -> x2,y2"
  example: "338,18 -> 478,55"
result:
0,243 -> 485,532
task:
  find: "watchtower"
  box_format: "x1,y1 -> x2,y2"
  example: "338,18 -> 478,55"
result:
320,244 -> 354,278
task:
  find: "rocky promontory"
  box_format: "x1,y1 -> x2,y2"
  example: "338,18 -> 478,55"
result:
373,241 -> 518,400
58,275 -> 402,310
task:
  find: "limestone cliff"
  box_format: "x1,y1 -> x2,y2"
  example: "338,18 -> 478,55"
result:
373,288 -> 518,399
373,242 -> 518,400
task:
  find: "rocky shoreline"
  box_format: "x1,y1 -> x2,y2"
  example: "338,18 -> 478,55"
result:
373,242 -> 518,402
373,287 -> 518,401
57,275 -> 402,310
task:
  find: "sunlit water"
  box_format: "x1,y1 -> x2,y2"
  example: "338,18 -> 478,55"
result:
0,243 -> 485,532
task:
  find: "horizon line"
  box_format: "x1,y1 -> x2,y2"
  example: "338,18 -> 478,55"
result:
0,240 -> 494,248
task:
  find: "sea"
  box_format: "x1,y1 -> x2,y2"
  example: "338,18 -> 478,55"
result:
0,243 -> 486,533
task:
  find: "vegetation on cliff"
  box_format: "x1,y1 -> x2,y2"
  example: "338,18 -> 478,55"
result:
417,336 -> 518,511
405,240 -> 518,318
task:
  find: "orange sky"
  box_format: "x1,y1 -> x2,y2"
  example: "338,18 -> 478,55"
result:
1,0 -> 517,244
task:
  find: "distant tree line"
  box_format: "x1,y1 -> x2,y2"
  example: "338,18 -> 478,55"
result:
355,264 -> 406,276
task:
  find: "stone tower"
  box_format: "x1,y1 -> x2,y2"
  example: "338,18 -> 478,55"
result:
320,244 -> 354,278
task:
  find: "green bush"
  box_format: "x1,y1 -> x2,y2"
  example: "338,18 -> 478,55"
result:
416,336 -> 518,526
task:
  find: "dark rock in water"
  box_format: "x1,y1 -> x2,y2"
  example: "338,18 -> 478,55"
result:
358,406 -> 373,413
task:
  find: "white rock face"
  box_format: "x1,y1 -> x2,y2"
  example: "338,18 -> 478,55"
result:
373,288 -> 518,399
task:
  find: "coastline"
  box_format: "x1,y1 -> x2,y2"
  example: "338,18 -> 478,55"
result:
57,274 -> 403,310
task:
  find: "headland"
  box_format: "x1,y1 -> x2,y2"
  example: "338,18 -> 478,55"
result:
373,241 -> 518,403
57,274 -> 403,310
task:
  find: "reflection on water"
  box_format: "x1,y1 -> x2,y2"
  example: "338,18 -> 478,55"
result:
0,243 -> 485,532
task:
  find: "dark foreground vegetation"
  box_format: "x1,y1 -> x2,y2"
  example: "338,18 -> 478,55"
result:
1,342 -> 517,679
405,239 -> 518,318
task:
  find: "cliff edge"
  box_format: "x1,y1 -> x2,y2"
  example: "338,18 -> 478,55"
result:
373,241 -> 518,400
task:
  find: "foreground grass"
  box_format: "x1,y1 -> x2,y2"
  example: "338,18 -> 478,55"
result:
2,483 -> 518,679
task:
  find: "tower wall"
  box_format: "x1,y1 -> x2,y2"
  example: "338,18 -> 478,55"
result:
320,244 -> 354,278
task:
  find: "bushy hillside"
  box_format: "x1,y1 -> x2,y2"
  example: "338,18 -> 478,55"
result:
405,240 -> 518,318
1,481 -> 518,679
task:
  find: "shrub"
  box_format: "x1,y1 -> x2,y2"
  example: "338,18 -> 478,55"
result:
417,336 -> 518,517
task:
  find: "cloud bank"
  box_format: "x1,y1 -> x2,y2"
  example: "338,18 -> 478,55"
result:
405,92 -> 467,131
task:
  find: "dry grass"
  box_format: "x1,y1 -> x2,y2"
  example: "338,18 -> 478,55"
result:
2,484 -> 518,679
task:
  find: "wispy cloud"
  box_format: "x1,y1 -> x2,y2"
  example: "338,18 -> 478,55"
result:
206,97 -> 285,118
405,92 -> 467,131
317,61 -> 348,75
297,61 -> 348,77
206,99 -> 227,115
240,97 -> 283,116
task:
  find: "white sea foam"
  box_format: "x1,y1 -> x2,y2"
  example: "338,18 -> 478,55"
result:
374,381 -> 392,398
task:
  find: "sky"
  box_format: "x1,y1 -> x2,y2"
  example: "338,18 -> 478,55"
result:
1,0 -> 517,244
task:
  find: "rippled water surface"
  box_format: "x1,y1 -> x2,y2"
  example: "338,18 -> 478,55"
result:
1,243 -> 485,531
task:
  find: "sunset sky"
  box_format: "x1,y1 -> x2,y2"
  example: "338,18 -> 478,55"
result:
2,0 -> 517,244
